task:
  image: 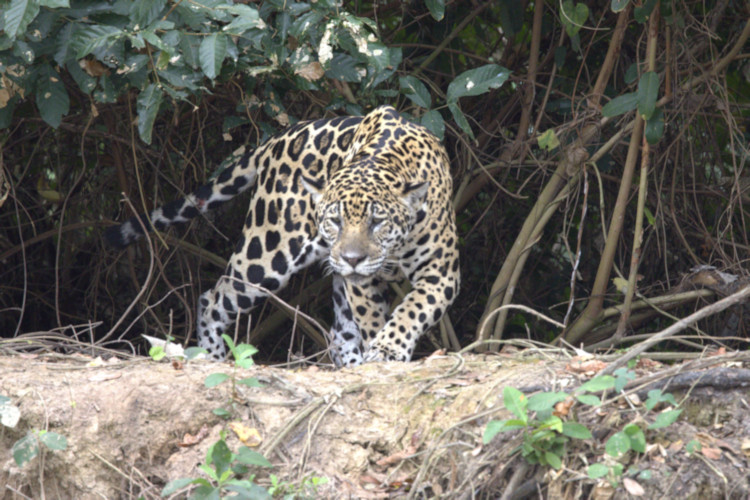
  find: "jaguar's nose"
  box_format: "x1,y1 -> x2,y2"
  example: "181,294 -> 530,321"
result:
341,250 -> 366,268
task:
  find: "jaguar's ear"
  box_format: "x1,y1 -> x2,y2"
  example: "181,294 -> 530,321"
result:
301,176 -> 325,204
401,181 -> 430,209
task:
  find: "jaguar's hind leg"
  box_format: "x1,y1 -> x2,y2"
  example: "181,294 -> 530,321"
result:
198,235 -> 328,360
197,273 -> 269,360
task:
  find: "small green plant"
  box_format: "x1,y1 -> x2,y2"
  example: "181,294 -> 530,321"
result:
268,474 -> 329,499
11,429 -> 69,467
162,432 -> 273,499
162,335 -> 283,498
484,371 -> 683,485
2,395 -> 68,467
483,386 -> 592,469
204,334 -> 263,418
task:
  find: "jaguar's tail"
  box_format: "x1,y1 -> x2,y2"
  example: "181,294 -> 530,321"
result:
105,147 -> 257,249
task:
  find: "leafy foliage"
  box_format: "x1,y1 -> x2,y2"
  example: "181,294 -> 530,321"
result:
485,370 -> 683,484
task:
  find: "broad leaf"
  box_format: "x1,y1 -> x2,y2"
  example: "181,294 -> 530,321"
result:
544,451 -> 562,469
601,92 -> 638,117
35,64 -> 69,128
578,375 -> 616,393
425,0 -> 445,21
648,409 -> 683,430
611,0 -> 630,12
204,372 -> 230,388
605,431 -> 631,458
447,64 -> 510,101
637,71 -> 659,119
561,0 -> 588,37
448,102 -> 474,139
421,110 -> 445,140
200,33 -> 228,80
561,422 -> 592,439
587,463 -> 609,478
645,107 -> 664,144
4,0 -> 40,40
136,83 -> 163,144
38,431 -> 67,450
236,447 -> 273,467
528,392 -> 568,413
161,478 -> 197,495
623,424 -> 646,452
502,386 -> 528,422
12,433 -> 39,466
399,76 -> 431,109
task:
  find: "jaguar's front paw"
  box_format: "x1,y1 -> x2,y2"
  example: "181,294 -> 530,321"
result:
362,340 -> 408,363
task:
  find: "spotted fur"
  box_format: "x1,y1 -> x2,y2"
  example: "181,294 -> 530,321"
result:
106,106 -> 460,366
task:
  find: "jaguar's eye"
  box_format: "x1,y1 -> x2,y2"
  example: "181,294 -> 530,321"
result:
370,217 -> 386,229
329,217 -> 342,228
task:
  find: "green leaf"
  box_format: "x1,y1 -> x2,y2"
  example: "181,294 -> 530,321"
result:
149,345 -> 166,361
561,422 -> 592,439
136,83 -> 163,144
544,451 -> 562,469
399,76 -> 431,109
502,386 -> 528,422
537,128 -> 561,151
161,477 -> 197,495
637,71 -> 659,119
448,102 -> 474,139
575,394 -> 600,406
39,0 -> 69,6
421,110 -> 445,140
447,64 -> 510,101
686,439 -> 701,454
613,367 -> 636,392
611,0 -> 630,12
483,418 -> 528,443
236,447 -> 273,467
578,375 -> 616,393
73,25 -> 123,59
207,439 -> 233,477
587,463 -> 609,479
221,334 -> 236,353
237,377 -> 263,387
184,347 -> 208,360
605,431 -> 631,458
625,63 -> 639,84
644,206 -> 655,226
131,0 -> 166,27
4,0 -> 40,40
35,64 -> 69,128
561,0 -> 588,37
648,409 -> 682,430
601,92 -> 638,117
200,33 -> 228,80
213,407 -> 231,417
13,433 -> 39,466
528,392 -> 568,413
537,415 -> 563,433
645,107 -> 664,144
38,431 -> 67,450
425,0 -> 445,21
623,424 -> 646,452
204,373 -> 230,388
326,53 -> 362,82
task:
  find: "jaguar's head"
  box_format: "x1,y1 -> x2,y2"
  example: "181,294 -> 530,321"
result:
302,170 -> 428,282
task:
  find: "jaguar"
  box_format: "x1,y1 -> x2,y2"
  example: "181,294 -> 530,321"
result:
106,106 -> 460,366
